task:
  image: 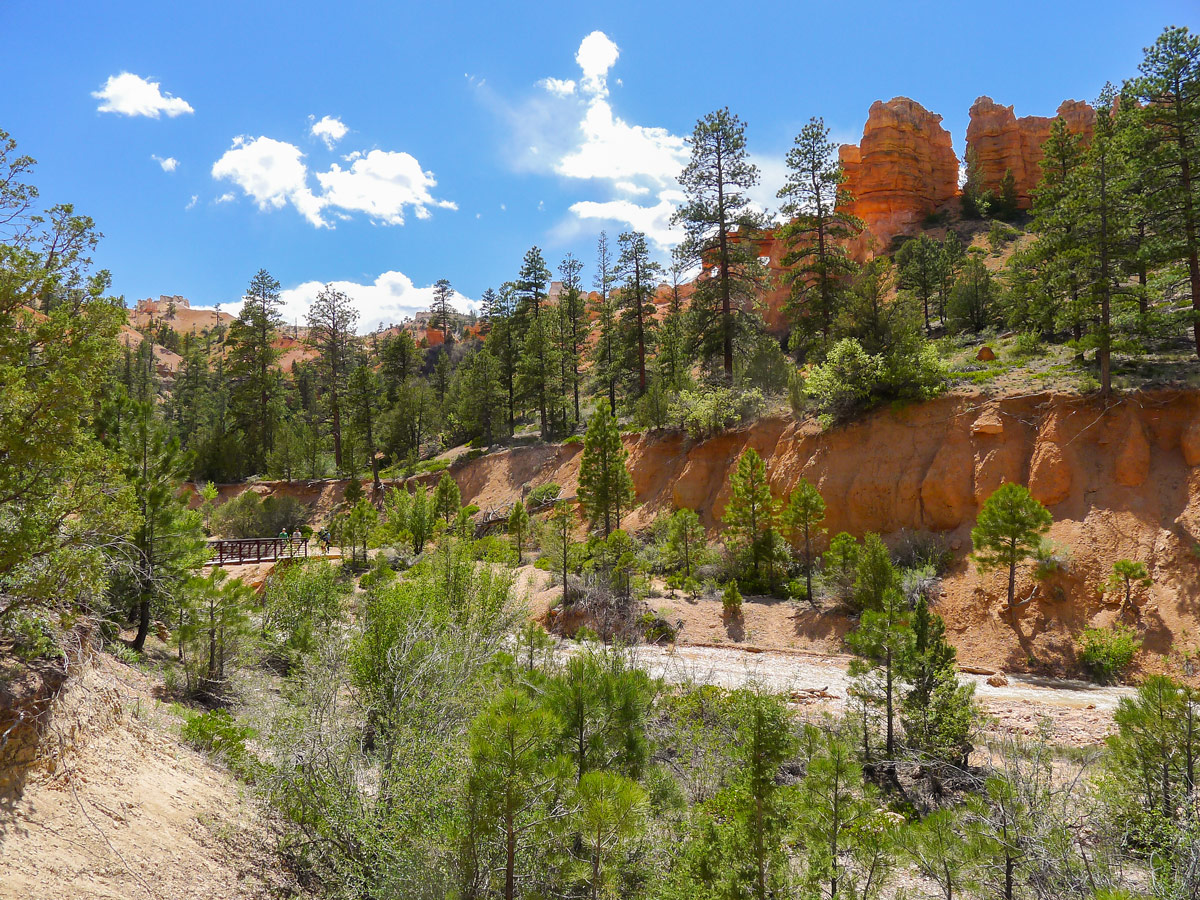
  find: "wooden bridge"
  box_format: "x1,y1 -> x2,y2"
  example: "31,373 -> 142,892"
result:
207,538 -> 309,566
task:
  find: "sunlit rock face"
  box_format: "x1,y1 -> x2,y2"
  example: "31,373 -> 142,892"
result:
837,97 -> 960,253
965,96 -> 1096,209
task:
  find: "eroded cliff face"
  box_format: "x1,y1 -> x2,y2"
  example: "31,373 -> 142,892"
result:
837,97 -> 960,254
448,390 -> 1200,674
965,96 -> 1095,209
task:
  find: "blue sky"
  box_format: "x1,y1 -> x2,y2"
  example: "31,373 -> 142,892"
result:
3,0 -> 1197,331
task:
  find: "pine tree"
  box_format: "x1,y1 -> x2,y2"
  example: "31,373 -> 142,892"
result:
777,116 -> 863,356
577,401 -> 634,538
847,586 -> 913,758
673,108 -> 768,380
225,269 -> 282,474
896,234 -> 945,334
348,351 -> 382,491
380,328 -> 419,402
576,771 -> 648,900
723,448 -> 778,583
430,277 -> 454,343
658,247 -> 690,391
591,232 -> 621,411
433,472 -> 461,524
516,313 -> 561,441
972,483 -> 1053,611
616,231 -> 663,396
558,253 -> 589,426
306,284 -> 358,470
666,507 -> 705,581
1125,26 -> 1200,358
508,499 -> 530,565
782,478 -> 826,606
899,596 -> 976,765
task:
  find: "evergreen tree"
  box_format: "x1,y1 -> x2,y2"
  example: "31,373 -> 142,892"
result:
899,596 -> 976,765
1125,26 -> 1200,358
847,585 -> 912,759
306,284 -> 358,470
516,313 -> 561,440
972,483 -> 1053,611
379,328 -> 419,402
508,499 -> 530,565
782,478 -> 826,607
348,351 -> 382,491
666,507 -> 705,582
433,472 -> 461,524
225,268 -> 282,474
777,116 -> 863,356
657,248 -> 691,391
616,231 -> 663,396
896,234 -> 945,334
723,448 -> 778,584
853,533 -> 897,614
673,108 -> 768,380
949,255 -> 998,334
591,232 -> 621,411
430,277 -> 454,343
577,402 -> 634,538
558,253 -> 589,426
576,771 -> 648,900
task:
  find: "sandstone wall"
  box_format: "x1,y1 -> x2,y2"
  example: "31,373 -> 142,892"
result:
965,96 -> 1095,209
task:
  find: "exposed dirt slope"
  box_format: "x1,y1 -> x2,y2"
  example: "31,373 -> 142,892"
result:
0,656 -> 288,900
456,390 -> 1200,678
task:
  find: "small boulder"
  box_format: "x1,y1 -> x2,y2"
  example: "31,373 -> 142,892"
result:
971,407 -> 1004,435
976,346 -> 997,362
986,672 -> 1009,687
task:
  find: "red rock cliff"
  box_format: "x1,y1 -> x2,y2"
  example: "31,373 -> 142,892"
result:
837,97 -> 960,253
965,96 -> 1095,209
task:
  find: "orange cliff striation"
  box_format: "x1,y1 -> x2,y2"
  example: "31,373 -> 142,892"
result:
965,96 -> 1095,209
837,97 -> 960,255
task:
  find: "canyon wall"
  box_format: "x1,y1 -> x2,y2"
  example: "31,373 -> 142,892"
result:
965,96 -> 1095,209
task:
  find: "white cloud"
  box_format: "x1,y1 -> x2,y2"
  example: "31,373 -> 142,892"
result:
576,31 -> 619,97
93,72 -> 193,118
215,192 -> 235,204
151,154 -> 178,172
539,77 -> 576,97
556,99 -> 686,184
186,194 -> 198,210
214,271 -> 477,333
569,189 -> 684,250
211,136 -> 454,227
309,115 -> 348,149
316,150 -> 457,225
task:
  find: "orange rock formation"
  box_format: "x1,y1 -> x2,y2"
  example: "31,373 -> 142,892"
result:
837,97 -> 960,253
965,96 -> 1095,209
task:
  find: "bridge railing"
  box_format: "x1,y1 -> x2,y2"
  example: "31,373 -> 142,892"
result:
207,537 -> 309,566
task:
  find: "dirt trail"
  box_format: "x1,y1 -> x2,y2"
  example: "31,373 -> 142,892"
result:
619,642 -> 1132,747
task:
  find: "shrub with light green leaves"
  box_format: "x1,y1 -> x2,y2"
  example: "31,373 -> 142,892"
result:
1078,624 -> 1141,684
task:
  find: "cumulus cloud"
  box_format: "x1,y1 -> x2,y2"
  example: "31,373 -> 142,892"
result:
211,136 -> 454,227
216,271 -> 476,333
556,99 -> 686,184
569,189 -> 684,249
186,194 -> 198,210
151,154 -> 178,172
309,115 -> 348,149
576,31 -> 620,97
93,73 -> 193,118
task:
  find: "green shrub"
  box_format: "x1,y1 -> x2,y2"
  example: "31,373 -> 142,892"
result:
639,611 -> 677,644
670,385 -> 766,439
803,337 -> 945,423
181,709 -> 262,781
722,581 -> 743,615
4,611 -> 63,661
527,483 -> 562,507
212,490 -> 308,538
1012,332 -> 1046,359
1078,625 -> 1141,684
261,561 -> 347,671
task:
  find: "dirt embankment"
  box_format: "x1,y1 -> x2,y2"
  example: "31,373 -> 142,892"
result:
0,654 -> 288,900
461,390 -> 1200,679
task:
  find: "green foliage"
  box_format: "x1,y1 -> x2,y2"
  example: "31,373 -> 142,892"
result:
578,401 -> 634,537
852,533 -> 898,614
4,611 -> 63,661
847,586 -> 912,757
821,532 -> 861,605
900,596 -> 977,764
972,483 -> 1054,609
670,384 -> 766,439
432,471 -> 461,524
665,507 -> 707,581
527,482 -> 562,507
1078,624 -> 1141,684
782,478 -> 826,605
181,709 -> 262,782
508,499 -> 530,565
212,490 -> 308,538
722,580 -> 743,614
261,561 -> 347,672
801,336 -> 945,423
723,449 -> 782,589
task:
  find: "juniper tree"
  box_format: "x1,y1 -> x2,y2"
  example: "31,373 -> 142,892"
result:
777,116 -> 862,355
673,108 -> 768,381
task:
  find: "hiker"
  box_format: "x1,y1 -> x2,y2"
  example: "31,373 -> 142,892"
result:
291,528 -> 303,549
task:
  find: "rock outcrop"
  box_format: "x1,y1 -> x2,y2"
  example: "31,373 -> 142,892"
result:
965,96 -> 1096,209
837,97 -> 960,253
